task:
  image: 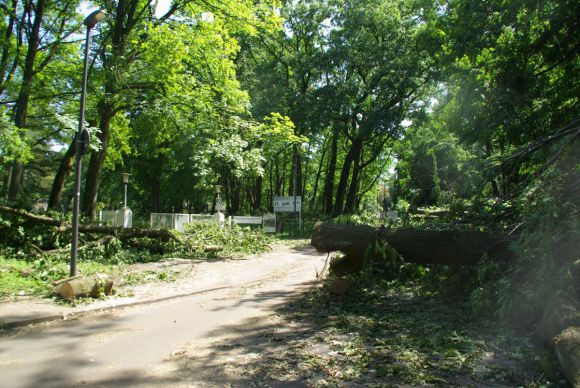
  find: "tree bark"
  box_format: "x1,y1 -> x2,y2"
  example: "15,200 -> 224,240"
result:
344,139 -> 363,214
311,222 -> 514,276
82,104 -> 113,219
554,327 -> 580,388
48,138 -> 76,210
302,142 -> 311,203
7,160 -> 23,200
322,127 -> 338,215
293,144 -> 303,198
309,145 -> 326,211
333,144 -> 355,217
254,176 -> 263,211
3,164 -> 12,198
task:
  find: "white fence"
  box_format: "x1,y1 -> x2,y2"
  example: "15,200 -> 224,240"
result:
100,210 -> 117,226
232,216 -> 263,225
150,213 -> 191,231
150,213 -> 216,231
150,213 -> 276,233
189,214 -> 214,223
99,209 -> 132,228
263,214 -> 276,233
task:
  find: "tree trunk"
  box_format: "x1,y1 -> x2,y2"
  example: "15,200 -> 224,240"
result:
293,144 -> 303,198
273,160 -> 279,196
150,156 -> 163,213
151,176 -> 161,212
254,176 -> 262,211
311,222 -> 514,276
7,160 -> 23,201
82,105 -> 113,219
310,146 -> 326,211
555,327 -> 580,388
3,164 -> 12,198
231,179 -> 240,214
48,138 -> 76,210
333,144 -> 355,217
322,127 -> 338,215
281,152 -> 287,195
344,139 -> 363,214
302,142 -> 311,203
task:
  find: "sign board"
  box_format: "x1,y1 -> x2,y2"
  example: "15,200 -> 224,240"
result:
273,196 -> 301,212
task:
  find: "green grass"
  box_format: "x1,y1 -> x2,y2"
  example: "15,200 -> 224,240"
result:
0,253 -> 122,298
0,222 -> 276,300
0,257 -> 46,296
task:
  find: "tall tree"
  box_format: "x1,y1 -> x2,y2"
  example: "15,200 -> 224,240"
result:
75,0 -> 282,218
3,0 -> 79,199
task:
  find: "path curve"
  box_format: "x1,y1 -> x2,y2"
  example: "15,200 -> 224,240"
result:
0,245 -> 327,387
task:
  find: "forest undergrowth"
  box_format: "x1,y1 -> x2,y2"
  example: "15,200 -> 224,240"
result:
238,252 -> 569,387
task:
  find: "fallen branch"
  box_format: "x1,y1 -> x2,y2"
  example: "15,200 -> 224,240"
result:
0,205 -> 179,242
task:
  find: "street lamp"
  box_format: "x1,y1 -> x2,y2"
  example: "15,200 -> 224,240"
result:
122,173 -> 131,209
70,9 -> 106,277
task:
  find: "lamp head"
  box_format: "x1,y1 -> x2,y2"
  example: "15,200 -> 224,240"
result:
84,9 -> 107,28
122,172 -> 131,184
215,185 -> 222,194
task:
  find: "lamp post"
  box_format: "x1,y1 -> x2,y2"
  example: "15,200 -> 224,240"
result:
70,9 -> 106,277
122,173 -> 131,209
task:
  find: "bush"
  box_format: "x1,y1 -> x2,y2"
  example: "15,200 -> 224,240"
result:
183,222 -> 274,257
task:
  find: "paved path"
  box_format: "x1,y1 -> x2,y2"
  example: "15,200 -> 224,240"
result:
0,245 -> 327,387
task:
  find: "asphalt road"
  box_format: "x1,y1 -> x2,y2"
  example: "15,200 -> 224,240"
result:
0,245 -> 327,387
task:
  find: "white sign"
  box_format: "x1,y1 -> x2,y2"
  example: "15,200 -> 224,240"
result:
273,196 -> 301,212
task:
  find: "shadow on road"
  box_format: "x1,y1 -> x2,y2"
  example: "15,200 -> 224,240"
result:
3,313 -> 126,387
75,280 -> 320,387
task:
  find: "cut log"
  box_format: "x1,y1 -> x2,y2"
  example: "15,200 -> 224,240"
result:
311,222 -> 514,275
53,275 -> 115,300
554,327 -> 580,388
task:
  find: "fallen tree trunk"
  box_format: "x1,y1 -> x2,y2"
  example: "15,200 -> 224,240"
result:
0,205 -> 178,241
311,222 -> 514,276
555,327 -> 580,388
53,275 -> 115,300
